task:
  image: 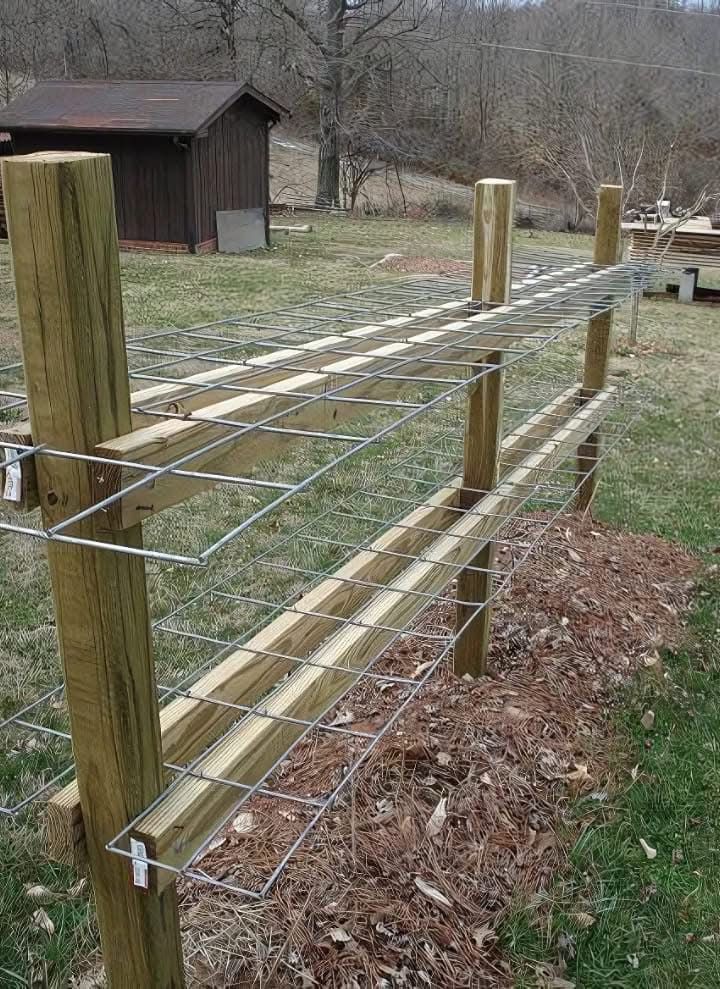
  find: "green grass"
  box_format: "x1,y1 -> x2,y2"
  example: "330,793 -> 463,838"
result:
498,266 -> 720,987
0,219 -> 718,984
503,573 -> 720,988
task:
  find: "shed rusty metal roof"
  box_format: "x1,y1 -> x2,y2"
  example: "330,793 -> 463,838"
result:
0,80 -> 287,135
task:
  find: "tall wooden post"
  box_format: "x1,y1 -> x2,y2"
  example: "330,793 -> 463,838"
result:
2,152 -> 185,987
576,183 -> 623,512
453,178 -> 515,677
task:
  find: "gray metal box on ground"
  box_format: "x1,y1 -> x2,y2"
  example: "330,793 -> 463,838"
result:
216,208 -> 267,252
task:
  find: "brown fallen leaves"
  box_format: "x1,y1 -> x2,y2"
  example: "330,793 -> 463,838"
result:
181,516 -> 697,988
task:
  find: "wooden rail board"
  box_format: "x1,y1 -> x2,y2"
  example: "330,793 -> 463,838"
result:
47,385 -> 582,867
130,386 -> 616,890
129,301 -> 469,417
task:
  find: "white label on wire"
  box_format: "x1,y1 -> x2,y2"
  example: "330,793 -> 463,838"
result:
130,837 -> 149,889
3,449 -> 23,503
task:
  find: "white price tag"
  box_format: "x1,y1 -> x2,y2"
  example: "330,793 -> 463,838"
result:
130,837 -> 149,889
3,449 -> 23,503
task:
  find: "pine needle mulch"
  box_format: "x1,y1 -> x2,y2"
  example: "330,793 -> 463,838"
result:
181,516 -> 698,988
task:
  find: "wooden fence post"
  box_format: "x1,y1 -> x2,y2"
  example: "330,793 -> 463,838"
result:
576,183 -> 623,512
1,152 -> 185,987
453,178 -> 515,678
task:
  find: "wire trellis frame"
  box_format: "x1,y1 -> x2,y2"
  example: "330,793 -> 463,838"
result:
101,391 -> 637,899
1,389 -> 637,900
0,257 -> 648,566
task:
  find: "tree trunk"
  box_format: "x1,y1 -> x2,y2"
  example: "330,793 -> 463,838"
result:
316,83 -> 341,206
316,0 -> 344,207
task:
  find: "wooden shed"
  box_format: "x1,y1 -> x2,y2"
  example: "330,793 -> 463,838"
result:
0,80 -> 286,252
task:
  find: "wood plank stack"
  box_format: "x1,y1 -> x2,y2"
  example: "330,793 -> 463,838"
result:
623,217 -> 720,269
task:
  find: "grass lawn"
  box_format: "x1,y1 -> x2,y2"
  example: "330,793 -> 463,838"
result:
503,573 -> 720,988
0,217 -> 718,985
501,273 -> 720,985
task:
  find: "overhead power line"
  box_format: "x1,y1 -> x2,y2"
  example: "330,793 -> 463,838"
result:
407,33 -> 720,81
584,0 -> 720,17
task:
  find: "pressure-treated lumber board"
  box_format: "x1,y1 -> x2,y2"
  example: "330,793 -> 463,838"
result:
2,152 -> 184,986
577,184 -> 623,511
96,271 -> 603,528
131,259 -> 603,418
131,387 -> 616,889
46,385 -> 582,867
455,178 -> 515,677
129,301 -> 468,418
96,334 -> 480,528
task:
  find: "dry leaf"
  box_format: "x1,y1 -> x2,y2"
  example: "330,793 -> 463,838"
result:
571,911 -> 596,928
426,797 -> 448,839
473,923 -> 496,949
566,763 -> 592,785
414,876 -> 452,908
68,877 -> 88,898
32,908 -> 55,936
567,548 -> 583,563
196,833 -> 227,861
231,811 -> 254,834
639,838 -> 657,860
373,798 -> 395,823
327,709 -> 355,728
24,884 -> 55,904
641,710 -> 655,730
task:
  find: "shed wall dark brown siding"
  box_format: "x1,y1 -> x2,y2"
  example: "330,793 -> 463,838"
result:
190,100 -> 268,244
11,131 -> 189,245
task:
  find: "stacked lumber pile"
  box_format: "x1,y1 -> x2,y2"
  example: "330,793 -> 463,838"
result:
623,216 -> 720,269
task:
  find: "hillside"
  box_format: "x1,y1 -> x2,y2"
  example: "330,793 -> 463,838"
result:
270,129 -> 566,228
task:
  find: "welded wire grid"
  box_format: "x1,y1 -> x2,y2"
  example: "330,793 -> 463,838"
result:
95,390 -> 639,898
0,366 -> 637,820
0,251 -> 649,565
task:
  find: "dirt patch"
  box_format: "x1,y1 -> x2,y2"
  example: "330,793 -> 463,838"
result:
375,255 -> 471,275
181,516 -> 698,988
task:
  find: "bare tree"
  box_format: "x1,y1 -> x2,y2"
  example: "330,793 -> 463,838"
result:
252,0 -> 443,205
